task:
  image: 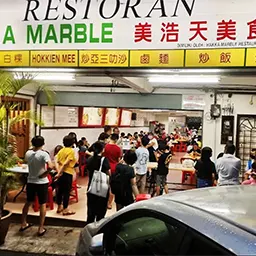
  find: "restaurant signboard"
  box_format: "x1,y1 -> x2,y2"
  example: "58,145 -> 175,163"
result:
0,0 -> 256,67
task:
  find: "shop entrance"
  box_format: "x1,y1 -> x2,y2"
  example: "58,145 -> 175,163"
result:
2,97 -> 30,158
236,115 -> 256,180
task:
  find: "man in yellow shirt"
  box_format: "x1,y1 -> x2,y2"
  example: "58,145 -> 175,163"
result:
56,135 -> 77,215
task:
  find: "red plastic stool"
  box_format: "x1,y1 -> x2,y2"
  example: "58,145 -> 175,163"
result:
181,171 -> 195,184
175,145 -> 181,152
180,144 -> 187,152
136,194 -> 151,202
70,180 -> 79,203
33,186 -> 54,212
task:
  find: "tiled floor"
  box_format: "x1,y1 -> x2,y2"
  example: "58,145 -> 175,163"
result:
6,153 -> 193,222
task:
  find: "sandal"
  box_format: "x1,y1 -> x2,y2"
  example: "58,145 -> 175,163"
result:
19,223 -> 33,232
57,208 -> 63,214
38,229 -> 47,237
63,211 -> 76,216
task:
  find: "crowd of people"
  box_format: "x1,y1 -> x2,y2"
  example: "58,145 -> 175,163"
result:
19,125 -> 256,236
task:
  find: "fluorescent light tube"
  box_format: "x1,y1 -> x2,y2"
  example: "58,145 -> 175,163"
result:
10,68 -> 77,73
148,69 -> 222,74
15,74 -> 75,81
148,76 -> 219,84
34,75 -> 75,81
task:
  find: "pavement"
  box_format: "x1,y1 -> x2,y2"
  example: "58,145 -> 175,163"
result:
0,224 -> 82,256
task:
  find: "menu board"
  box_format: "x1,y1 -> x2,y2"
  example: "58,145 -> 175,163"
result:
41,106 -> 54,127
80,107 -> 104,127
105,108 -> 121,126
120,110 -> 132,126
55,106 -> 78,127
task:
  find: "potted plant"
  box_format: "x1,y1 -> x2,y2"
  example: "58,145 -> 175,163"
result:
0,71 -> 54,245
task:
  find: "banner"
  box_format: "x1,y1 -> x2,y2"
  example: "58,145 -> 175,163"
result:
0,0 -> 256,50
0,48 -> 256,67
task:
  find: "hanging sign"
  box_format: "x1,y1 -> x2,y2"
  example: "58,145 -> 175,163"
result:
130,50 -> 184,67
31,51 -> 78,67
0,0 -> 256,51
186,48 -> 245,67
79,50 -> 129,67
0,51 -> 29,66
182,95 -> 206,110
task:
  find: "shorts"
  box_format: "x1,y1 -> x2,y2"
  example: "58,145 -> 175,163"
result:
156,175 -> 167,187
26,183 -> 48,205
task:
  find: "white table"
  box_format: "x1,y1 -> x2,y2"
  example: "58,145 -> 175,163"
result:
8,166 -> 29,174
7,166 -> 29,202
147,162 -> 195,172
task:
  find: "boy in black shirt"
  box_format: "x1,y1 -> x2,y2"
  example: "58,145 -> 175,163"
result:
156,145 -> 172,196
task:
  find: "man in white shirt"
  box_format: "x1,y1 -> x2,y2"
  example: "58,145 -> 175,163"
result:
135,137 -> 150,193
146,132 -> 159,162
216,143 -> 241,186
20,136 -> 53,237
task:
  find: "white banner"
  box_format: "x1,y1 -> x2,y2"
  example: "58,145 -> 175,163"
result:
0,0 -> 256,50
182,94 -> 206,110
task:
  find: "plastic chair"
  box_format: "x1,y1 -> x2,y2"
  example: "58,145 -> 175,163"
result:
180,144 -> 187,152
33,186 -> 54,212
79,152 -> 86,177
33,174 -> 54,212
136,194 -> 151,202
69,180 -> 79,203
174,144 -> 181,152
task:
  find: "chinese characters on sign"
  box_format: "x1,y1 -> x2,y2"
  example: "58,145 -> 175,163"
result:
79,51 -> 129,67
0,48 -> 256,68
130,50 -> 184,67
185,48 -> 245,67
134,19 -> 256,44
0,51 -> 29,66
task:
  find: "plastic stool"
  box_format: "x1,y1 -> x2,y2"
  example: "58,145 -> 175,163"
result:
33,186 -> 54,212
70,180 -> 79,203
136,194 -> 151,202
180,144 -> 187,152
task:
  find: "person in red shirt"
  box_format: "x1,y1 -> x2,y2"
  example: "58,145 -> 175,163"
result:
104,133 -> 122,209
104,133 -> 122,174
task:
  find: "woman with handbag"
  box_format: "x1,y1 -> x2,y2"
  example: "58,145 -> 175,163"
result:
87,142 -> 110,224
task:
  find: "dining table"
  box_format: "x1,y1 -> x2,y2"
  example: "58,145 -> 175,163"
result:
147,162 -> 195,173
147,162 -> 195,187
7,165 -> 29,202
182,153 -> 201,161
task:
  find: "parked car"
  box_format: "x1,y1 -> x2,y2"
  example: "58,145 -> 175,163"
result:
76,186 -> 256,256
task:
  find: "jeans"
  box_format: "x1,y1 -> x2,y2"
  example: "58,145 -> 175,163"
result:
197,178 -> 213,188
56,172 -> 73,209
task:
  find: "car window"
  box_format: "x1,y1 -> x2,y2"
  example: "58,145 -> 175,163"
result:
181,228 -> 233,255
108,215 -> 185,255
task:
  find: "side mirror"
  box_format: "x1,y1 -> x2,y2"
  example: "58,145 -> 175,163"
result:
89,233 -> 104,255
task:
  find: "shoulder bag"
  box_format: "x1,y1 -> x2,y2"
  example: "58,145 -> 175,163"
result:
88,157 -> 109,198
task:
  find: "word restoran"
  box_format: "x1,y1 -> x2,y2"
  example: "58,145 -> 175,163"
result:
23,0 -> 196,21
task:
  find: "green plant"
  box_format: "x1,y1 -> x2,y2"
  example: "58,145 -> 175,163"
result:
0,71 -> 54,219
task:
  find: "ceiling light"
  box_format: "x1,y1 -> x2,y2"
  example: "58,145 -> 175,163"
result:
15,74 -> 75,81
148,76 -> 219,84
34,74 -> 75,81
9,68 -> 77,73
148,69 -> 222,74
139,109 -> 170,112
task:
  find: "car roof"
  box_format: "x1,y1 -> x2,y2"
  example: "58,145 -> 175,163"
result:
111,186 -> 256,255
164,185 -> 256,235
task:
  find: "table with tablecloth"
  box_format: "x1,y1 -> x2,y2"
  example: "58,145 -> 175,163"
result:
7,166 -> 29,202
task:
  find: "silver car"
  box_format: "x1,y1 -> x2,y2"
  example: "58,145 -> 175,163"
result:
76,186 -> 256,255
